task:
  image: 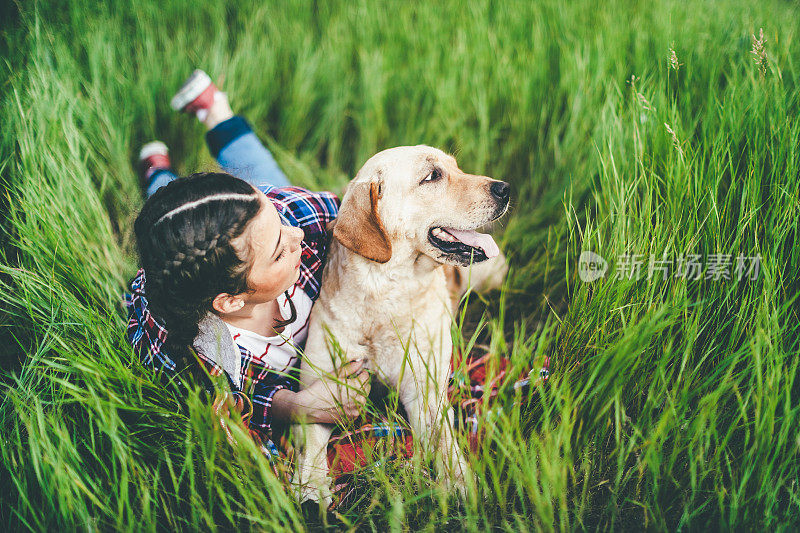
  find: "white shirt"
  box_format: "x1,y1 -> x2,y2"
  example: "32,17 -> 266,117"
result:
223,284 -> 313,372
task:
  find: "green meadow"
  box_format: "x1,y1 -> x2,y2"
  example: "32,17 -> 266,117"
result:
1,0 -> 798,530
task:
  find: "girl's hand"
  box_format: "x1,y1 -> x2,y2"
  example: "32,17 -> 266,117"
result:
290,359 -> 372,424
213,391 -> 252,446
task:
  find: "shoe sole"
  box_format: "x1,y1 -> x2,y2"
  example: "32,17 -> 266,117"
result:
170,69 -> 212,111
139,140 -> 169,161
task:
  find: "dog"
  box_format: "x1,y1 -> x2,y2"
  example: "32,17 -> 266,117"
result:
292,145 -> 510,504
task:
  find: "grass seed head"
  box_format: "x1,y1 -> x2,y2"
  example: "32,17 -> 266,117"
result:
664,122 -> 684,156
751,28 -> 768,77
668,44 -> 681,71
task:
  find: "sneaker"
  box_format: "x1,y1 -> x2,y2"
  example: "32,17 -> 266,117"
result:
138,141 -> 172,183
170,69 -> 219,122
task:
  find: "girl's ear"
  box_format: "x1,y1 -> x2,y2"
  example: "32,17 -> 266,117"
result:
212,293 -> 246,315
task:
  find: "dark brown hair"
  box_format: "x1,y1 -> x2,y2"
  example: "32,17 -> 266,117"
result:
134,172 -> 263,358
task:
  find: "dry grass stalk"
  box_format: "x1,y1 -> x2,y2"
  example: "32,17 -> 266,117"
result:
628,74 -> 654,111
664,122 -> 684,156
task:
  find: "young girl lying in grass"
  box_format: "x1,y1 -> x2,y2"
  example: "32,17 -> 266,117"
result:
126,69 -> 543,505
127,70 -> 372,455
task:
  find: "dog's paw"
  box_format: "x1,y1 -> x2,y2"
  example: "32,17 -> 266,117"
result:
437,451 -> 471,498
295,479 -> 334,509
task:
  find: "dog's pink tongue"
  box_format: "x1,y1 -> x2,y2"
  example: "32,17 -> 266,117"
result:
444,228 -> 500,258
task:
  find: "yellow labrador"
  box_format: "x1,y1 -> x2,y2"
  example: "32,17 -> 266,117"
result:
292,145 -> 510,504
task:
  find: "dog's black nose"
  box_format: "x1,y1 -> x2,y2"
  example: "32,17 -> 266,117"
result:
490,181 -> 510,203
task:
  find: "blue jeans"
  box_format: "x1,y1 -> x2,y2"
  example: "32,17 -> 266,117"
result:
146,116 -> 290,197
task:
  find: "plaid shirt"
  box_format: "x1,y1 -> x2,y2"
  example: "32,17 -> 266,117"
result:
125,185 -> 339,437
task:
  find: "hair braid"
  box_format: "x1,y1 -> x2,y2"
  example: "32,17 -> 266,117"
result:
134,172 -> 262,359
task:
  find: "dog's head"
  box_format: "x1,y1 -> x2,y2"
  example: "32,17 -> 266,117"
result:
333,145 -> 510,267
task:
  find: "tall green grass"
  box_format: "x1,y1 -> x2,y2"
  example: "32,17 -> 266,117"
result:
1,0 -> 798,530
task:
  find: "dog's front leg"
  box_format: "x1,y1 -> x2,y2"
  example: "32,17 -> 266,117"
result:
291,319 -> 368,506
399,363 -> 469,495
291,323 -> 337,506
292,421 -> 334,506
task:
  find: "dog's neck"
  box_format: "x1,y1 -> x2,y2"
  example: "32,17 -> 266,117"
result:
326,240 -> 443,298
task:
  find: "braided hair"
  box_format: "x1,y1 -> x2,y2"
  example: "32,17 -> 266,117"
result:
134,172 -> 262,359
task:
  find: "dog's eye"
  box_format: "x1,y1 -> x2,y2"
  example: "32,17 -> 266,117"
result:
421,168 -> 442,184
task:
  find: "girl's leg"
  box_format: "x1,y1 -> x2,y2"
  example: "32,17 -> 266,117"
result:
139,141 -> 178,197
171,70 -> 290,190
146,169 -> 179,197
205,116 -> 291,190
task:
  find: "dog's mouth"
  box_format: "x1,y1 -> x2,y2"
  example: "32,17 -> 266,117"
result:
428,227 -> 500,263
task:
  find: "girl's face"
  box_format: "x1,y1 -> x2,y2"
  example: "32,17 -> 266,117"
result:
232,192 -> 304,304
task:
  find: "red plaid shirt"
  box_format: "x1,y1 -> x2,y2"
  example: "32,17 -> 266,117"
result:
125,185 -> 339,437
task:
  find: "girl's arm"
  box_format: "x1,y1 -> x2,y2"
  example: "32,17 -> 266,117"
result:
271,359 -> 371,424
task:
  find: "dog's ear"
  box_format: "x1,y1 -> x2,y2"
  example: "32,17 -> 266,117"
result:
333,181 -> 392,263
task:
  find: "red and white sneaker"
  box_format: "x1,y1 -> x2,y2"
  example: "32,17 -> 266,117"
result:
138,141 -> 172,183
170,69 -> 221,123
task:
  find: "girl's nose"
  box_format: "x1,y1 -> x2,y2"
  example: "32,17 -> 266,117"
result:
289,226 -> 303,251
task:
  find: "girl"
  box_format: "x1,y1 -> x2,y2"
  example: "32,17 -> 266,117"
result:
127,70 -> 371,454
